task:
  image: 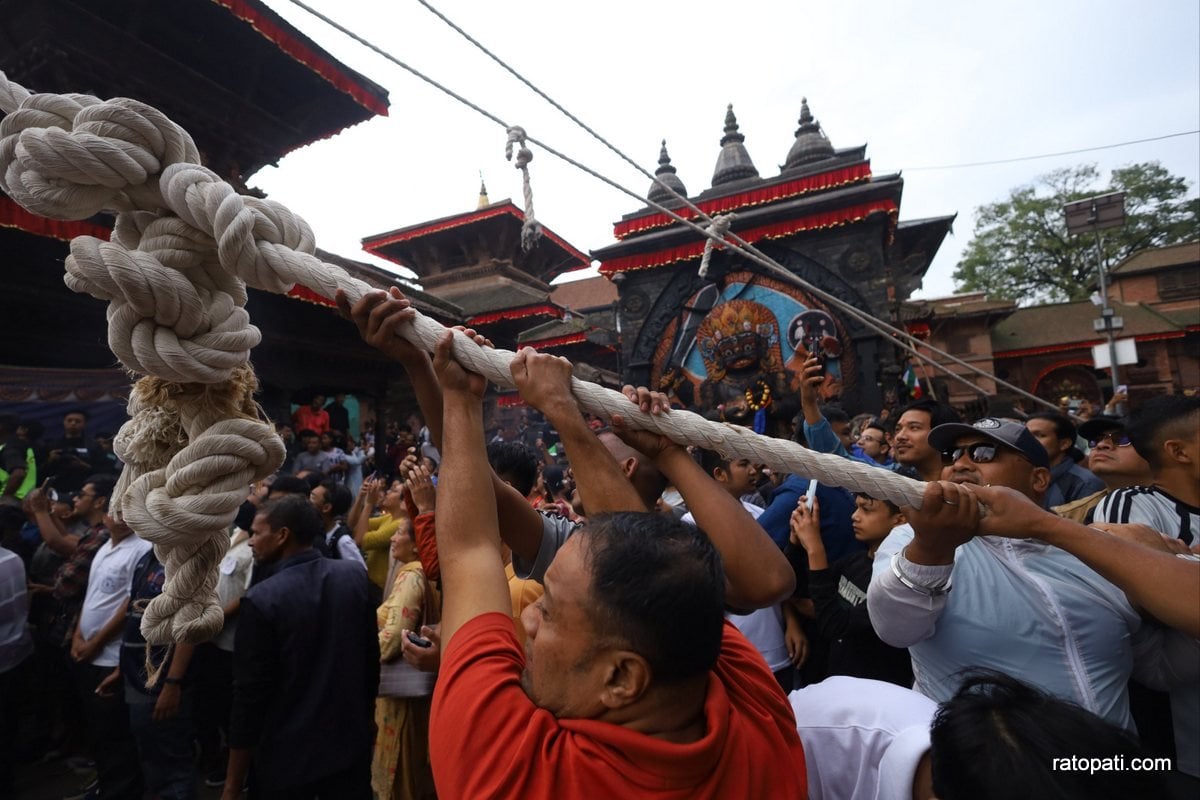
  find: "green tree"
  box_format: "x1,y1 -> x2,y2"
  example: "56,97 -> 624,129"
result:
954,162 -> 1199,303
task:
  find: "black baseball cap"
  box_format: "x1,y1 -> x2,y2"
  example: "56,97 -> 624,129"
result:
928,417 -> 1050,468
1078,414 -> 1126,442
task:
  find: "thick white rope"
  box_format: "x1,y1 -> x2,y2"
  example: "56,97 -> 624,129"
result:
504,125 -> 542,251
0,73 -> 928,640
697,213 -> 735,279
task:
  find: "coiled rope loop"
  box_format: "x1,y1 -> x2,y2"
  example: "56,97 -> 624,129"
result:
0,71 -> 929,643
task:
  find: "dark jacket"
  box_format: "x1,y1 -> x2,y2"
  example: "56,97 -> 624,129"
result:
229,548 -> 379,791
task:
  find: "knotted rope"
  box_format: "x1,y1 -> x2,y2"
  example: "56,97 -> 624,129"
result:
504,125 -> 542,251
0,73 -> 929,641
697,213 -> 735,279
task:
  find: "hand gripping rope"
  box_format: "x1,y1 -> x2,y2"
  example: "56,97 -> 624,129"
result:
0,72 -> 928,644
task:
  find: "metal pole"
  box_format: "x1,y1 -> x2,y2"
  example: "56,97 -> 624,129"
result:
1093,228 -> 1122,397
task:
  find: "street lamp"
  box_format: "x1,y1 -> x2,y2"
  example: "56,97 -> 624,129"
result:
1064,192 -> 1126,402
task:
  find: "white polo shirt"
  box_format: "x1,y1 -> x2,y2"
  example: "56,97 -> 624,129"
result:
78,533 -> 153,667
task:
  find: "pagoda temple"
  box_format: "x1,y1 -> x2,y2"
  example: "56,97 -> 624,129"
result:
363,186 -> 622,404
594,100 -> 954,427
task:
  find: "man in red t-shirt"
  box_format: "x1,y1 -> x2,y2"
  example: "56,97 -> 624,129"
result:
426,332 -> 807,799
292,394 -> 330,436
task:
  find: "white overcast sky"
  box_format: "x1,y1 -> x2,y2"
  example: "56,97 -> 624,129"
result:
253,0 -> 1200,298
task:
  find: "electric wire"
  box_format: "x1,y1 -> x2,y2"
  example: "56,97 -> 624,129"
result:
904,130 -> 1200,171
406,0 -> 1062,410
286,0 -> 1060,409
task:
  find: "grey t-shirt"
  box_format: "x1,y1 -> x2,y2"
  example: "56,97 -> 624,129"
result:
511,512 -> 579,583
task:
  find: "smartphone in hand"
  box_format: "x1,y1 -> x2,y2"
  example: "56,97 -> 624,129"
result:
406,630 -> 432,649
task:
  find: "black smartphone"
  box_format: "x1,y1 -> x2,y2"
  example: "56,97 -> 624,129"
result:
406,631 -> 432,649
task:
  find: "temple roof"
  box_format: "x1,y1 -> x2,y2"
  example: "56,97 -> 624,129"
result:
710,105 -> 760,188
551,274 -> 619,312
1110,240 -> 1200,275
362,200 -> 590,284
648,140 -> 688,204
436,278 -> 552,318
0,0 -> 390,178
594,172 -> 904,266
992,300 -> 1188,355
783,98 -> 836,172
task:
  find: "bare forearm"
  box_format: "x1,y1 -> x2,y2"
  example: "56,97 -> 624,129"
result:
223,748 -> 252,800
437,393 -> 509,645
167,643 -> 195,680
659,448 -> 794,607
35,511 -> 78,556
550,409 -> 643,514
802,540 -> 829,571
401,355 -> 444,451
1039,517 -> 1200,638
95,599 -> 130,648
493,473 -> 545,566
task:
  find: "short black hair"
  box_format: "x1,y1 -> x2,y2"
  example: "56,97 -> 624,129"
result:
84,474 -> 117,505
930,671 -> 1165,799
897,398 -> 962,429
267,473 -> 312,497
581,512 -> 725,684
318,479 -> 353,517
852,492 -> 900,515
866,416 -> 892,435
1027,411 -> 1076,443
821,405 -> 850,425
1127,394 -> 1200,471
256,494 -> 322,546
64,408 -> 89,420
486,441 -> 538,497
696,448 -> 731,479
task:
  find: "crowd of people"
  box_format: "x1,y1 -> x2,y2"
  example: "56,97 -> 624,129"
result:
0,285 -> 1196,799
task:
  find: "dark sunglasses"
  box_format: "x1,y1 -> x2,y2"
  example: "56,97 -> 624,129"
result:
941,443 -> 1007,466
1088,432 -> 1132,448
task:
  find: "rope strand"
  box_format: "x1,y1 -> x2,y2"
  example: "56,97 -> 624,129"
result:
0,73 -> 934,652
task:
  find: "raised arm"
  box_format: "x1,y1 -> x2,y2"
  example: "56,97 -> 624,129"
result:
866,480 -> 974,648
27,487 -> 79,557
971,483 -> 1200,638
337,287 -> 443,449
510,348 -> 645,516
610,388 -> 795,609
339,288 -> 548,567
431,332 -> 511,650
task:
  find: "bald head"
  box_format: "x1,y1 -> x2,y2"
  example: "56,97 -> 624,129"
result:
597,432 -> 667,510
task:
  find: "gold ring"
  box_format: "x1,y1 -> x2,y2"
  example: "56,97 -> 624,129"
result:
943,498 -> 959,506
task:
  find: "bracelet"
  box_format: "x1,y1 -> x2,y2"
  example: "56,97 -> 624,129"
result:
891,550 -> 953,597
163,677 -> 183,686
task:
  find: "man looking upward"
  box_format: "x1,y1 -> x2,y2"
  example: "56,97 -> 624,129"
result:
425,332 -> 807,798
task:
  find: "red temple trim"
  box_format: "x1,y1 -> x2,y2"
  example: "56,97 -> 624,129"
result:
363,203 -> 589,270
525,332 -> 589,349
600,199 -> 898,276
613,163 -> 872,240
0,197 -> 112,242
468,304 -> 562,326
497,393 -> 526,408
287,283 -> 337,309
994,330 -> 1186,359
211,0 -> 389,119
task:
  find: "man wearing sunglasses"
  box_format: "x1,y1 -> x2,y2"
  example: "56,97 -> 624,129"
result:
1051,416 -> 1153,524
867,417 -> 1192,733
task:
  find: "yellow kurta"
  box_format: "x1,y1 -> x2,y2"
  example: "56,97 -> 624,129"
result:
372,560 -> 436,800
363,513 -> 401,590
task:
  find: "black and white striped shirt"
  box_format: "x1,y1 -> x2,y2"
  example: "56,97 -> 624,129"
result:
1089,485 -> 1198,546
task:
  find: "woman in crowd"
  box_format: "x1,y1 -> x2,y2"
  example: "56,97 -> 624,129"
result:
372,523 -> 437,800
